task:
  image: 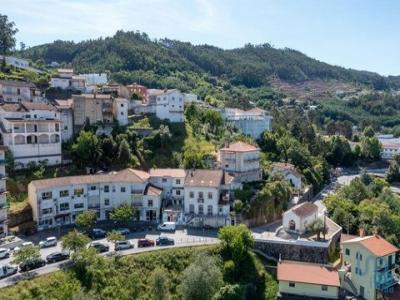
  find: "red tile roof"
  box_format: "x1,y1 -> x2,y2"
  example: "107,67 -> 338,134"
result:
185,169 -> 223,188
278,260 -> 340,287
149,168 -> 186,178
291,202 -> 318,218
144,184 -> 163,196
342,235 -> 399,257
220,141 -> 260,152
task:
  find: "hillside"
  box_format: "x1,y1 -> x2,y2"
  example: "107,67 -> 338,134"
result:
21,30 -> 395,94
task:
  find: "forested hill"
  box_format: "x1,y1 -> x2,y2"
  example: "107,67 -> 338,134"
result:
21,30 -> 393,90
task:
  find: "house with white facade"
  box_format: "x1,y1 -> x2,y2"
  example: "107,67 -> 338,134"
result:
184,169 -> 233,227
149,169 -> 186,205
55,99 -> 74,142
0,80 -> 43,102
113,98 -> 129,126
282,202 -> 319,234
219,141 -> 261,182
0,102 -> 62,168
28,168 -> 157,230
0,55 -> 42,73
50,69 -> 87,92
222,107 -> 273,139
271,162 -> 302,189
0,146 -> 7,235
148,89 -> 185,122
80,73 -> 108,86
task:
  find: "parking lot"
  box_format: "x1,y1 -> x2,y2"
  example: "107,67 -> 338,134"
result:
0,227 -> 219,288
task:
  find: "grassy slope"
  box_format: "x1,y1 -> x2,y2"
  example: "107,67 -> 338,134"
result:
0,246 -> 278,300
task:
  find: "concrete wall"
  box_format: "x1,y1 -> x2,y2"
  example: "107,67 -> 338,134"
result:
279,281 -> 339,299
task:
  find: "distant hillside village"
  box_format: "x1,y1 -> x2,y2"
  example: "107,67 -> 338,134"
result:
2,55 -> 400,300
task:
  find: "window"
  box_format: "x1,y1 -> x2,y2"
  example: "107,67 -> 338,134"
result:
41,191 -> 52,200
208,192 -> 213,199
104,185 -> 109,193
148,200 -> 153,207
189,191 -> 194,198
55,123 -> 60,131
345,248 -> 350,256
321,285 -> 328,291
198,192 -> 204,199
289,282 -> 295,288
176,179 -> 181,184
359,254 -> 363,261
90,186 -> 96,191
121,187 -> 126,193
104,199 -> 110,206
59,190 -> 69,197
60,203 -> 69,211
41,208 -> 52,215
207,205 -> 213,216
198,205 -> 204,215
74,203 -> 84,209
176,190 -> 181,196
189,204 -> 194,213
162,178 -> 167,183
74,188 -> 84,196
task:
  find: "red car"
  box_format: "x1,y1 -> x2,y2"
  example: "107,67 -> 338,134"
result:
138,238 -> 155,248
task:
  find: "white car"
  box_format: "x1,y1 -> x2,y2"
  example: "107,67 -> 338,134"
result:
13,242 -> 34,253
157,222 -> 176,231
0,248 -> 10,259
39,237 -> 57,248
0,264 -> 17,278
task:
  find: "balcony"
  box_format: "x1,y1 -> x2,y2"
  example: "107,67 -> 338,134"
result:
376,263 -> 397,272
88,203 -> 100,209
375,274 -> 399,291
197,198 -> 204,204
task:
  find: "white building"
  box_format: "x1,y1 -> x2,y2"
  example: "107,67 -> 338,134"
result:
0,147 -> 7,235
271,162 -> 302,189
148,89 -> 185,122
50,69 -> 87,92
222,107 -> 273,139
0,80 -> 43,102
381,143 -> 400,160
282,202 -> 319,234
0,102 -> 62,168
113,98 -> 129,126
0,55 -> 42,73
184,169 -> 232,227
218,141 -> 261,182
149,169 -> 186,204
28,168 -> 158,230
80,73 -> 108,86
55,99 -> 74,143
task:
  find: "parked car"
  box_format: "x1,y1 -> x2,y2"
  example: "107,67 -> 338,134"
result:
39,237 -> 57,248
88,228 -> 106,239
115,240 -> 133,251
89,242 -> 109,253
0,248 -> 10,259
46,251 -> 70,263
0,264 -> 17,278
157,222 -> 176,231
116,228 -> 130,236
19,259 -> 46,272
138,238 -> 155,248
14,242 -> 34,253
156,236 -> 175,246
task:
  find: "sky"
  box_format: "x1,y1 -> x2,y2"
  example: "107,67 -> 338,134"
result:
2,0 -> 400,76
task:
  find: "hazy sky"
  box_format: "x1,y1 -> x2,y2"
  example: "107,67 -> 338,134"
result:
2,0 -> 399,75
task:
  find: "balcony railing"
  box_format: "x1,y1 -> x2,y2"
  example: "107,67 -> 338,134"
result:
376,263 -> 397,272
375,275 -> 398,291
88,204 -> 100,209
197,198 -> 204,203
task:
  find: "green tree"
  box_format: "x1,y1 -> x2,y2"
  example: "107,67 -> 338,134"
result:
110,203 -> 135,224
117,138 -> 132,167
180,253 -> 223,300
12,245 -> 40,265
307,218 -> 327,241
218,225 -> 254,264
363,126 -> 375,138
75,211 -> 97,231
360,136 -> 381,161
159,125 -> 171,150
387,161 -> 400,183
61,229 -> 90,254
149,267 -> 169,300
106,230 -> 124,245
71,131 -> 102,169
0,14 -> 18,54
212,284 -> 243,300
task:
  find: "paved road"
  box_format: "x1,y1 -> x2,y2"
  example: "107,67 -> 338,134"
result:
0,229 -> 218,288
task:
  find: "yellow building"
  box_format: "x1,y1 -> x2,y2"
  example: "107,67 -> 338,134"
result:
277,260 -> 340,299
341,235 -> 399,300
72,93 -> 113,127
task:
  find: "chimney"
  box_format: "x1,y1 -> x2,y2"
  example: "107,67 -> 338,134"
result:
359,227 -> 365,238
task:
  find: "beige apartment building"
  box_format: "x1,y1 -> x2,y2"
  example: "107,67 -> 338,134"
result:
72,94 -> 114,127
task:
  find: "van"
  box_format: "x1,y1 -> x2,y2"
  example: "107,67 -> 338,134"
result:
157,222 -> 176,231
0,265 -> 17,278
